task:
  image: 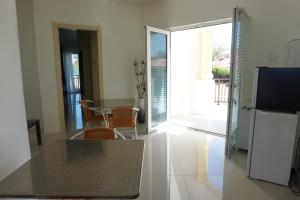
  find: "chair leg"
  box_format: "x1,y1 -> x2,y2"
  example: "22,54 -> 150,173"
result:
114,128 -> 126,140
134,127 -> 138,139
85,122 -> 90,130
102,113 -> 109,128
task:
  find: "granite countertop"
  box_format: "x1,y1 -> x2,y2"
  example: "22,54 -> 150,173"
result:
0,139 -> 144,199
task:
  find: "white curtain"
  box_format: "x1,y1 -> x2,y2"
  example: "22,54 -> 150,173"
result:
63,50 -> 76,93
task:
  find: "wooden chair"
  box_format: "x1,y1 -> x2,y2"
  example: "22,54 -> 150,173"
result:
80,100 -> 105,129
109,106 -> 139,139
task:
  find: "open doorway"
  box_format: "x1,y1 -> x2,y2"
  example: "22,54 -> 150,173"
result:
54,23 -> 103,134
170,22 -> 232,135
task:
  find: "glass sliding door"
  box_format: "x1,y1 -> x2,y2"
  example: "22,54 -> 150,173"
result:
146,26 -> 170,132
226,7 -> 249,157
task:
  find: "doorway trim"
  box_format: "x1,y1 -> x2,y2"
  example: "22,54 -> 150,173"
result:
169,19 -> 233,136
52,22 -> 104,131
168,18 -> 232,32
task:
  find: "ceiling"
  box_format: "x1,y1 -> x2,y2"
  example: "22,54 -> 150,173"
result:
112,0 -> 161,5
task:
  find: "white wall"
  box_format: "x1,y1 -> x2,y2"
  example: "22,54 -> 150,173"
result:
32,0 -> 143,133
142,0 -> 300,106
0,0 -> 31,181
16,0 -> 43,122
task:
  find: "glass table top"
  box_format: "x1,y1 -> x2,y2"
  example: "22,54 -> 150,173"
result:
0,139 -> 144,199
86,98 -> 137,111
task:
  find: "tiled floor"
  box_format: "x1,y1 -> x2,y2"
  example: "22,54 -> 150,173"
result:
171,103 -> 228,135
28,124 -> 300,200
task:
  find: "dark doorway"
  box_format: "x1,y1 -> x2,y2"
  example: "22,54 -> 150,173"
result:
59,28 -> 99,133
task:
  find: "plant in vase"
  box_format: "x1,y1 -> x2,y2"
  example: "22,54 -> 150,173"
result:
134,59 -> 146,123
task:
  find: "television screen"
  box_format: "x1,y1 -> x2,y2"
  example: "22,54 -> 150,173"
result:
256,67 -> 300,113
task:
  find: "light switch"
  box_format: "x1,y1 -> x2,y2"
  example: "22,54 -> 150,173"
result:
268,54 -> 278,63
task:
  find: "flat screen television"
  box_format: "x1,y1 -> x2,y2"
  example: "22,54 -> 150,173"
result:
256,67 -> 300,113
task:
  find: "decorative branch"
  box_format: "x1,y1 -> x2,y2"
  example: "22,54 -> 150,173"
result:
134,59 -> 146,99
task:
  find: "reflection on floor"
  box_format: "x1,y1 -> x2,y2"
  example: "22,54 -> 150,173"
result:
29,125 -> 299,200
64,93 -> 84,135
172,103 -> 228,135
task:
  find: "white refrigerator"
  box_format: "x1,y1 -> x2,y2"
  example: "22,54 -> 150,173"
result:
247,110 -> 297,186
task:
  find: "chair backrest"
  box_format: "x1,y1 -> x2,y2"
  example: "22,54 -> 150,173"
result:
80,100 -> 95,122
83,128 -> 115,140
110,106 -> 136,128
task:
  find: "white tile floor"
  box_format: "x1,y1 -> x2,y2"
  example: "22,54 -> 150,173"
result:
28,125 -> 300,200
171,103 -> 228,135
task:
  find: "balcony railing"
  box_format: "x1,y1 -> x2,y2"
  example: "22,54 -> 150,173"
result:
74,75 -> 80,92
214,78 -> 230,105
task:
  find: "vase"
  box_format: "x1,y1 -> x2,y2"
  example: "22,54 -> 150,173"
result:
137,98 -> 145,123
138,98 -> 144,109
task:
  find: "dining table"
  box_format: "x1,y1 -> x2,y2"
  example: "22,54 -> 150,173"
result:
86,98 -> 137,112
0,139 -> 144,199
85,98 -> 137,127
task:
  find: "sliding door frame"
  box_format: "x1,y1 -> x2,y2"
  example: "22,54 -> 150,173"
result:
146,26 -> 171,133
168,18 -> 232,32
225,7 -> 249,157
